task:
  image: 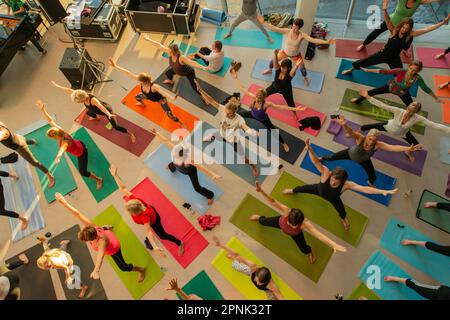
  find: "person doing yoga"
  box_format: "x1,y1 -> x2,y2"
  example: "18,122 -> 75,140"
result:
0,253 -> 28,300
36,100 -> 103,190
320,116 -> 423,185
212,235 -> 284,300
283,139 -> 398,230
51,81 -> 136,143
384,276 -> 450,300
55,192 -> 146,282
250,181 -> 347,263
187,40 -> 225,74
424,201 -> 450,212
0,170 -> 28,230
401,238 -> 450,258
110,164 -> 184,257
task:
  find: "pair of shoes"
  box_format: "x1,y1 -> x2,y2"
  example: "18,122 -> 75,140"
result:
230,61 -> 242,73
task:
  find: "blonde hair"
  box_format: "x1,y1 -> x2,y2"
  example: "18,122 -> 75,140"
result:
37,250 -> 73,270
71,90 -> 89,103
46,127 -> 66,140
125,199 -> 146,215
255,89 -> 267,103
36,255 -> 51,270
407,101 -> 422,113
224,97 -> 240,114
137,72 -> 152,84
367,129 -> 381,138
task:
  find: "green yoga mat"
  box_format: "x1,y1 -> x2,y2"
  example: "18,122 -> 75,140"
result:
177,270 -> 224,300
93,205 -> 164,299
68,128 -> 118,203
347,282 -> 381,300
416,190 -> 450,234
24,124 -> 77,203
229,194 -> 334,283
270,172 -> 368,247
339,88 -> 428,135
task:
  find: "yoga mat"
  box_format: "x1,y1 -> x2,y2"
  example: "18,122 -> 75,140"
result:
67,128 -> 118,203
1,157 -> 45,242
211,236 -> 302,299
332,120 -> 428,177
434,74 -> 450,99
339,88 -> 428,135
162,40 -> 233,77
336,59 -> 419,97
93,205 -> 164,299
300,143 -> 397,206
22,122 -> 77,203
416,190 -> 450,234
121,85 -> 199,134
416,47 -> 450,69
358,250 -> 425,300
347,282 -> 381,300
271,171 -> 368,246
49,225 -> 108,300
442,100 -> 450,125
380,217 -> 450,286
335,39 -> 414,64
229,194 -> 334,283
215,27 -> 283,50
143,144 -> 223,214
241,84 -> 326,137
251,59 -> 325,93
75,110 -> 155,157
5,243 -> 57,300
129,178 -> 209,268
439,137 -> 450,165
327,121 -> 342,136
177,270 -> 223,300
201,8 -> 227,26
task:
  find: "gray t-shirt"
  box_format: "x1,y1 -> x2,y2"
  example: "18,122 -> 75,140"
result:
242,0 -> 257,16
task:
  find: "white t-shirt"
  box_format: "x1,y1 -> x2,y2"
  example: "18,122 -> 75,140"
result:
218,104 -> 246,142
205,50 -> 225,73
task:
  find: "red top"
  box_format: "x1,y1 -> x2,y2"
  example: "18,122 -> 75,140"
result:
60,135 -> 84,157
278,216 -> 302,236
124,194 -> 156,225
89,227 -> 121,256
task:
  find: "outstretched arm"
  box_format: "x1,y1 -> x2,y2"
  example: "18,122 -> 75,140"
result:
305,138 -> 326,175
337,116 -> 362,141
267,101 -> 306,112
180,55 -> 209,71
382,0 -> 395,33
108,59 -> 139,81
148,126 -> 176,149
412,14 -> 450,37
109,165 -> 132,197
51,81 -> 75,95
167,279 -> 191,300
198,87 -> 221,109
289,58 -> 303,78
345,181 -> 398,196
91,98 -> 114,118
301,33 -> 336,45
152,84 -> 177,102
212,236 -> 258,270
35,100 -> 63,131
143,36 -> 171,54
377,141 -> 423,153
255,182 -> 290,216
303,221 -> 347,252
91,240 -> 106,279
193,162 -> 220,180
231,71 -> 254,98
55,193 -> 94,227
257,16 -> 289,34
273,49 -> 281,70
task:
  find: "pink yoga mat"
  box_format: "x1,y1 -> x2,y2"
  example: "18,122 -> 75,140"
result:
416,47 -> 450,69
335,39 -> 414,64
241,84 -> 326,137
129,178 -> 209,269
75,110 -> 155,157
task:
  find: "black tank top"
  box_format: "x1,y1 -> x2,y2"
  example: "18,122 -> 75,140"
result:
141,84 -> 164,102
273,69 -> 293,92
169,54 -> 194,77
0,126 -> 20,150
381,33 -> 413,58
318,176 -> 344,201
251,272 -> 269,291
84,94 -> 112,114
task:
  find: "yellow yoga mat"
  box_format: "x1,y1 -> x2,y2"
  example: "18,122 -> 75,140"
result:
211,236 -> 302,300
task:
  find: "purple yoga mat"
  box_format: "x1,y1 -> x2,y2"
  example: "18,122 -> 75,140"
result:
327,121 -> 342,136
332,121 -> 427,177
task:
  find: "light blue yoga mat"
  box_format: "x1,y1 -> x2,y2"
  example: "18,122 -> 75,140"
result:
1,157 -> 45,242
215,27 -> 283,50
336,59 -> 419,97
300,143 -> 397,206
201,8 -> 227,26
380,217 -> 450,286
143,144 -> 223,214
162,41 -> 233,77
251,58 -> 325,93
440,137 -> 450,165
359,250 -> 425,300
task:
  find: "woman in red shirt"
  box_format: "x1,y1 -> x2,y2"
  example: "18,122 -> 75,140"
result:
36,100 -> 103,190
110,165 -> 184,257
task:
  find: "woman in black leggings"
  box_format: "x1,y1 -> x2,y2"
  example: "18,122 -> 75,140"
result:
0,254 -> 28,300
435,46 -> 450,60
384,276 -> 450,300
0,170 -> 29,229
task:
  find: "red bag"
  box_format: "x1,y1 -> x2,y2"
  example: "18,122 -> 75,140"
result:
198,214 -> 221,231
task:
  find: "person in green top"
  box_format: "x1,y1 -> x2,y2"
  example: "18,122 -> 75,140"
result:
1,0 -> 27,17
357,0 -> 441,52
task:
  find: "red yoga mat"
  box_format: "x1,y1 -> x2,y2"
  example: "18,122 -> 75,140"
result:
129,178 -> 209,269
75,110 -> 155,157
416,47 -> 450,69
434,75 -> 450,99
335,39 -> 414,64
241,84 -> 326,137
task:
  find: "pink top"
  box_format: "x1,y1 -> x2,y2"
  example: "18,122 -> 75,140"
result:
90,227 -> 121,256
278,216 -> 302,236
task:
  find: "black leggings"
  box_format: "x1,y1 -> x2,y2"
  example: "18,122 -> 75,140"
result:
135,94 -> 181,123
258,216 -> 312,254
77,142 -> 91,178
323,149 -> 377,184
405,279 -> 448,300
111,248 -> 134,272
437,202 -> 450,212
265,84 -> 296,109
86,110 -> 128,134
16,140 -> 49,174
352,51 -> 403,71
195,47 -> 212,66
151,209 -> 182,246
0,180 -> 19,219
269,59 -> 307,77
352,84 -> 413,106
239,110 -> 286,145
363,21 -> 388,46
168,163 -> 214,200
360,122 -> 419,145
165,68 -> 201,95
425,241 -> 450,257
445,47 -> 450,55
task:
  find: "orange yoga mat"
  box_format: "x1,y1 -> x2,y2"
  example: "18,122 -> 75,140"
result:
121,85 -> 199,134
442,100 -> 450,125
434,75 -> 450,99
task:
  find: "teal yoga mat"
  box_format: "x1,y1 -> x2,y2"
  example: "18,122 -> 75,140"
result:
215,27 -> 283,49
380,217 -> 450,286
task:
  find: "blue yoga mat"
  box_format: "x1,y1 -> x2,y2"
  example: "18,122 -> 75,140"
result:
201,8 -> 227,26
359,250 -> 425,300
440,137 -> 450,165
300,143 -> 397,206
380,217 -> 450,286
144,144 -> 223,214
336,59 -> 419,97
1,157 -> 45,242
215,27 -> 283,50
252,59 -> 325,93
162,41 -> 232,78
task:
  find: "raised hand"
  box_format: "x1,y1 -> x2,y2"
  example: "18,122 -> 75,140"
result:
383,0 -> 389,10
35,100 -> 45,110
333,244 -> 347,253
383,188 -> 398,196
305,138 -> 311,150
410,144 -> 423,152
167,278 -> 180,291
108,58 -> 116,67
257,15 -> 264,24
55,192 -> 64,202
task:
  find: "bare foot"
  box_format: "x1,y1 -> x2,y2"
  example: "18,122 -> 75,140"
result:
79,285 -> 88,298
136,101 -> 145,106
282,143 -> 290,153
439,82 -> 449,89
207,198 -> 214,205
341,68 -> 353,76
129,132 -> 137,144
96,178 -> 103,190
262,68 -> 273,75
356,44 -> 365,52
268,37 -> 274,44
18,253 -> 29,265
282,188 -> 294,195
384,276 -> 395,282
435,53 -> 445,60
250,214 -> 260,221
342,219 -> 350,231
303,77 -> 310,87
308,253 -> 317,264
60,240 -> 71,246
224,33 -> 232,39
31,138 -> 38,145
137,268 -> 146,283
351,98 -> 361,104
20,216 -> 29,230
48,174 -> 55,189
163,80 -> 174,85
404,151 -> 415,163
401,239 -> 413,246
178,242 -> 184,256
424,202 -> 437,208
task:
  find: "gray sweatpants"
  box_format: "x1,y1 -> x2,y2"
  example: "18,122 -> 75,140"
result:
229,13 -> 270,39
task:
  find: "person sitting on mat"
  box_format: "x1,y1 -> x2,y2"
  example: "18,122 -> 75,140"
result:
36,237 -> 89,298
187,40 -> 225,74
223,0 -> 273,44
384,276 -> 450,300
342,0 -> 450,76
230,69 -> 306,153
320,116 -> 423,185
36,100 -> 103,190
110,164 -> 184,257
149,126 -> 219,206
55,192 -> 146,282
258,17 -> 336,87
212,235 -> 284,299
108,59 -> 187,129
0,253 -> 28,300
0,170 -> 28,230
167,278 -> 202,300
283,139 -> 398,230
351,60 -> 441,105
251,181 -> 347,263
51,81 -> 136,143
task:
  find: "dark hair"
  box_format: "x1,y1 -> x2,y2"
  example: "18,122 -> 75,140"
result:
293,18 -> 304,29
280,58 -> 292,71
169,44 -> 180,55
394,18 -> 414,40
331,167 -> 348,183
78,226 -> 98,242
410,60 -> 423,72
255,267 -> 271,285
288,208 -> 304,226
213,40 -> 223,51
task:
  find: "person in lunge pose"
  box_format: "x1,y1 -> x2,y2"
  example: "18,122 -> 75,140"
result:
384,276 -> 450,300
0,170 -> 28,230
